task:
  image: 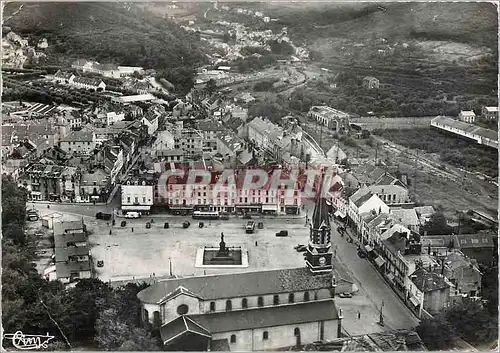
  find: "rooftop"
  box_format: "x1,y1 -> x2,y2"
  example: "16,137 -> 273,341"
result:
55,261 -> 91,278
190,299 -> 338,333
309,105 -> 349,119
60,131 -> 94,143
410,267 -> 453,292
431,116 -> 498,142
137,266 -> 333,304
390,208 -> 419,226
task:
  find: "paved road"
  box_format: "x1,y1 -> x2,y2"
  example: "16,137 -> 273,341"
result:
330,221 -> 420,331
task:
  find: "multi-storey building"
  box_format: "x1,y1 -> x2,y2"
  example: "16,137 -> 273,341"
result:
59,131 -> 96,155
21,163 -> 81,202
174,128 -> 206,156
307,106 -> 350,133
158,165 -> 305,215
197,120 -> 226,154
458,110 -> 476,124
121,177 -> 155,214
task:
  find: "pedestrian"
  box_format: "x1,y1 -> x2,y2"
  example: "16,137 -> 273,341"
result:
255,241 -> 258,246
109,229 -> 112,235
358,311 -> 361,319
131,227 -> 134,232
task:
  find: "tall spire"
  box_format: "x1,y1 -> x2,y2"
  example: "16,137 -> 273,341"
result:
305,169 -> 333,274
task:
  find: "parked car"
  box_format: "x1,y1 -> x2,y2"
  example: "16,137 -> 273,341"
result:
146,222 -> 151,229
219,213 -> 229,220
339,292 -> 353,298
357,250 -> 367,258
121,220 -> 127,227
124,212 -> 141,219
164,222 -> 170,229
337,227 -> 346,234
183,221 -> 191,229
95,212 -> 112,220
294,244 -> 307,252
276,230 -> 289,237
97,260 -> 104,268
199,222 -> 204,228
257,222 -> 264,229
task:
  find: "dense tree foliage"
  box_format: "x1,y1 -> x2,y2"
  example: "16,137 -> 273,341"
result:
416,314 -> 456,350
248,101 -> 286,125
5,3 -> 207,93
421,212 -> 454,236
444,301 -> 498,346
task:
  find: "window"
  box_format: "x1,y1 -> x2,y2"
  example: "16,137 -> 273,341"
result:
225,300 -> 232,311
304,292 -> 310,302
258,296 -> 264,307
210,301 -> 216,312
127,197 -> 131,203
230,334 -> 236,344
288,293 -> 295,303
143,197 -> 146,203
263,331 -> 269,340
241,298 -> 248,308
273,295 -> 279,305
177,304 -> 189,315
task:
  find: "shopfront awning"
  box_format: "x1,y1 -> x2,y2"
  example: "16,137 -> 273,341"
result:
364,245 -> 374,252
409,296 -> 420,307
374,256 -> 386,267
169,206 -> 194,210
334,210 -> 346,218
30,191 -> 42,195
262,204 -> 278,211
91,195 -> 100,199
122,205 -> 151,211
235,205 -> 261,208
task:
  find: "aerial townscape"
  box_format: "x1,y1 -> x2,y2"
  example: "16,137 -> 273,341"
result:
1,1 -> 498,352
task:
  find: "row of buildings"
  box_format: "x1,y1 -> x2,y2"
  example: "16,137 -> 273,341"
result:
71,59 -> 144,79
431,115 -> 498,149
328,163 -> 495,318
44,218 -> 92,285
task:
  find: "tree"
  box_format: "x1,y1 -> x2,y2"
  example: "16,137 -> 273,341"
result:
421,212 -> 453,235
416,315 -> 456,350
205,79 -> 216,95
445,302 -> 498,346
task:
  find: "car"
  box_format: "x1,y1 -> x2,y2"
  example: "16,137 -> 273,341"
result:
124,212 -> 141,219
96,212 -> 112,220
183,221 -> 191,229
294,244 -> 307,252
97,260 -> 104,268
357,250 -> 367,258
276,230 -> 289,237
339,292 -> 353,298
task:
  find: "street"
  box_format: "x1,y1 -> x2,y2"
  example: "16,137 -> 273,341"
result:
32,202 -> 419,334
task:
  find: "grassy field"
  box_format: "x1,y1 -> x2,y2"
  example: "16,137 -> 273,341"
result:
373,128 -> 498,177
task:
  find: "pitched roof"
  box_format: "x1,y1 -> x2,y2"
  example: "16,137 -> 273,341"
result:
60,131 -> 94,142
431,116 -> 498,142
55,261 -> 91,278
352,189 -> 374,207
390,208 -> 419,226
189,299 -> 338,333
410,268 -> 452,292
55,246 -> 89,261
160,316 -> 211,344
137,267 -> 332,304
413,206 -> 435,217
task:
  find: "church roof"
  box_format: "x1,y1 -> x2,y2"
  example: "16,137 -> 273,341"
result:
161,316 -> 211,345
138,267 -> 332,304
190,299 -> 338,333
311,196 -> 331,230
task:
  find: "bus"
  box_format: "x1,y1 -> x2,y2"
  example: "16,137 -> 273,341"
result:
192,211 -> 220,220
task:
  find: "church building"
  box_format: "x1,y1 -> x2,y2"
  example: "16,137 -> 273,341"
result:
136,195 -> 354,351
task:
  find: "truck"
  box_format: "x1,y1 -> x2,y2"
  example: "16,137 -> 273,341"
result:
245,221 -> 255,234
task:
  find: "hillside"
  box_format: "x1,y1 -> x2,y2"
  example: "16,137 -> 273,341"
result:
3,2 -> 207,71
263,2 -> 498,48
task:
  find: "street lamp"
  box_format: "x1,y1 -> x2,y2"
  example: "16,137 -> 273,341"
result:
379,301 -> 384,325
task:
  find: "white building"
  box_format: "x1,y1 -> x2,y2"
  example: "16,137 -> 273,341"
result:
458,110 -> 476,124
121,178 -> 154,214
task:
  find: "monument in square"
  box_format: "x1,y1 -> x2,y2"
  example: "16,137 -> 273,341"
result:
195,232 -> 249,268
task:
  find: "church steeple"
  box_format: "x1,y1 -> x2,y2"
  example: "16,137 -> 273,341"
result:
305,173 -> 333,274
